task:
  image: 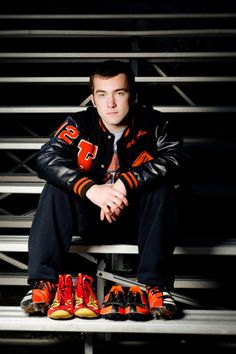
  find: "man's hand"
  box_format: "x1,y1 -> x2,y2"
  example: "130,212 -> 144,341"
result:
86,182 -> 128,223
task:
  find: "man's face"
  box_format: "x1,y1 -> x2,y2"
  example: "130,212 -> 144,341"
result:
91,73 -> 131,133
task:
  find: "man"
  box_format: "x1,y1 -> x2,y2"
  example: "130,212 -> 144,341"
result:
20,60 -> 188,320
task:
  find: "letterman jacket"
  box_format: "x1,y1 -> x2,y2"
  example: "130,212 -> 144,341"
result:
37,105 -> 188,198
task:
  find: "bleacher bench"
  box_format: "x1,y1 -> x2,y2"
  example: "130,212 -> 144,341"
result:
0,306 -> 236,354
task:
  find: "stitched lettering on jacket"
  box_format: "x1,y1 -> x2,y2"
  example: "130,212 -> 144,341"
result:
126,130 -> 147,148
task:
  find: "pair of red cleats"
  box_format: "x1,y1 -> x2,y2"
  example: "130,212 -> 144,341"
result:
48,273 -> 100,319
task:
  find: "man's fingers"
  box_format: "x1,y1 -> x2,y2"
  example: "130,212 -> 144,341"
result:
114,193 -> 128,206
105,212 -> 117,223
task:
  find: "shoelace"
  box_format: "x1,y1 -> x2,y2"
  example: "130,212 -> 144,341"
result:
109,288 -> 125,304
149,287 -> 172,301
82,276 -> 94,302
128,290 -> 141,303
59,279 -> 70,303
149,286 -> 161,295
82,275 -> 99,308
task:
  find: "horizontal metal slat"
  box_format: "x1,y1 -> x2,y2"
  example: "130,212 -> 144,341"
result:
0,273 -> 234,289
1,234 -> 236,255
0,13 -> 236,20
0,306 -> 236,335
1,76 -> 236,83
0,174 -> 40,182
0,216 -> 33,228
0,52 -> 235,59
0,106 -> 236,113
0,138 -> 46,149
0,182 -> 44,194
1,29 -> 236,37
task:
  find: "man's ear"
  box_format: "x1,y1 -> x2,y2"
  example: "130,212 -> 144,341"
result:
91,94 -> 96,107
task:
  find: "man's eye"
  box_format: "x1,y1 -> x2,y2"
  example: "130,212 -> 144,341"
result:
98,93 -> 106,98
116,91 -> 125,96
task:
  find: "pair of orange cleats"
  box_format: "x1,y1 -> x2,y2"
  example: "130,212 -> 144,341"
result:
100,285 -> 177,321
48,273 -> 100,319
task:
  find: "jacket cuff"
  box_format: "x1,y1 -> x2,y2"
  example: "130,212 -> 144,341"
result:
119,172 -> 139,192
73,177 -> 96,199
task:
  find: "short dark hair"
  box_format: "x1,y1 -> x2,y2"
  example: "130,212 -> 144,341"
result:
89,60 -> 136,96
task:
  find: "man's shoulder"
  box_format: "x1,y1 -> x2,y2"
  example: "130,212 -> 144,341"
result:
134,104 -> 162,123
68,106 -> 98,128
134,104 -> 161,115
71,106 -> 97,120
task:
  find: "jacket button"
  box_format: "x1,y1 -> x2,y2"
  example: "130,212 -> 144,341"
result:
108,135 -> 111,139
101,164 -> 105,169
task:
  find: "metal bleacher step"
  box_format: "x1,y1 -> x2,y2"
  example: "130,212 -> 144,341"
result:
1,306 -> 236,336
1,106 -> 236,113
1,28 -> 236,38
1,76 -> 236,84
0,51 -> 236,61
0,216 -> 33,228
1,234 -> 236,256
0,181 -> 44,194
0,272 -> 234,289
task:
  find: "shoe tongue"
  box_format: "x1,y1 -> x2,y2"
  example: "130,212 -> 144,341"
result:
112,285 -> 123,293
83,275 -> 92,287
35,280 -> 47,289
129,286 -> 141,293
149,286 -> 162,295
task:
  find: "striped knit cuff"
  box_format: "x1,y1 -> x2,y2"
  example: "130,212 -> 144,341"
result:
73,177 -> 96,199
119,172 -> 139,192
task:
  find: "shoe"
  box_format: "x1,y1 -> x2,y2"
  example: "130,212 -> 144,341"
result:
125,286 -> 151,321
48,274 -> 74,320
20,280 -> 56,314
100,285 -> 126,320
74,273 -> 100,318
147,286 -> 177,319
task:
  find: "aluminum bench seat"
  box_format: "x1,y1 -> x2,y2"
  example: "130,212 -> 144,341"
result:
1,234 -> 236,255
0,306 -> 236,336
0,306 -> 235,354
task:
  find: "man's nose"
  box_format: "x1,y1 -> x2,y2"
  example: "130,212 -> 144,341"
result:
107,94 -> 116,108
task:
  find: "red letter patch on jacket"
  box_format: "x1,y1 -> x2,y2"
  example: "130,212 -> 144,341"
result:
77,139 -> 98,171
56,123 -> 79,145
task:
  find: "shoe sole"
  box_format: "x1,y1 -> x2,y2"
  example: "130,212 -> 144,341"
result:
74,308 -> 100,319
101,313 -> 126,321
100,304 -> 125,321
48,312 -> 74,320
21,301 -> 48,315
125,304 -> 151,321
126,312 -> 152,321
151,306 -> 177,320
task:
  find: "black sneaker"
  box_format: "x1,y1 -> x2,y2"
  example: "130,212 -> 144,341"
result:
100,285 -> 126,320
20,281 -> 56,315
125,286 -> 151,321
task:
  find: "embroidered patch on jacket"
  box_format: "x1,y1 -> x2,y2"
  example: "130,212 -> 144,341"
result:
132,151 -> 154,167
